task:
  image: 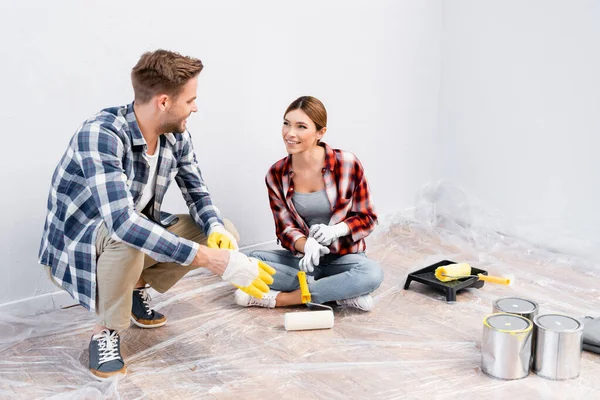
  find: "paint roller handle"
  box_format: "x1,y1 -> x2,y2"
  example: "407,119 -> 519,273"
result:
298,271 -> 311,304
477,274 -> 510,285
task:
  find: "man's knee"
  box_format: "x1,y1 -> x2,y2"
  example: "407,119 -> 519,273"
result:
223,218 -> 241,243
174,215 -> 240,244
97,240 -> 145,280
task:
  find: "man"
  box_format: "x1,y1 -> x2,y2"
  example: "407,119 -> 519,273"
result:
38,49 -> 275,379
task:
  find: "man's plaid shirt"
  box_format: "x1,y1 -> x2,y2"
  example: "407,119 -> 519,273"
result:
38,103 -> 223,311
265,142 -> 377,255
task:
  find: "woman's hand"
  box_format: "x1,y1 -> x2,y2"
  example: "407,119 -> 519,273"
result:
299,237 -> 330,272
309,222 -> 350,246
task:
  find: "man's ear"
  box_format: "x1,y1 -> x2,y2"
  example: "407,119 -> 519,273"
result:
156,94 -> 169,111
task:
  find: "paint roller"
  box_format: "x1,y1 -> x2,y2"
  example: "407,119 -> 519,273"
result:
435,263 -> 511,285
284,271 -> 335,331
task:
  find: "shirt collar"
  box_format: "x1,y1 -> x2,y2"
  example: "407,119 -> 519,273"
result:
126,102 -> 177,147
322,142 -> 336,172
283,142 -> 336,176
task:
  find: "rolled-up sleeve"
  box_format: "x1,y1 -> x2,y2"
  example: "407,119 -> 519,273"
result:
266,168 -> 305,255
343,158 -> 378,242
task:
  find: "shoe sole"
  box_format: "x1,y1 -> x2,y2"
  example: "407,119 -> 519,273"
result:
90,366 -> 127,380
335,297 -> 374,312
130,315 -> 167,329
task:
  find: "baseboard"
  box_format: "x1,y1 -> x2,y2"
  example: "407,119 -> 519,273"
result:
0,290 -> 79,317
240,239 -> 281,253
0,240 -> 279,317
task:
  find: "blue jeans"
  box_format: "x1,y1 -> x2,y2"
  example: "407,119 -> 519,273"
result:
249,249 -> 384,304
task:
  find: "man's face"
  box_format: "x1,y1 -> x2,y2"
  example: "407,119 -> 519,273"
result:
160,77 -> 198,134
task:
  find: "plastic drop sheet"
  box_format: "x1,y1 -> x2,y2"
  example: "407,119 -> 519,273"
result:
1,182 -> 599,399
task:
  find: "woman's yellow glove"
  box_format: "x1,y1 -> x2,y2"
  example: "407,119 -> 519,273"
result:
207,225 -> 238,250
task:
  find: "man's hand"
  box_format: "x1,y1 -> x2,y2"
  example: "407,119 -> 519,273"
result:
223,251 -> 276,298
207,225 -> 239,250
190,247 -> 275,299
309,223 -> 350,246
299,237 -> 330,273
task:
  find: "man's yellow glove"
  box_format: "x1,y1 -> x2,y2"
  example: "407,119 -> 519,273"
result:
222,252 -> 276,299
207,225 -> 238,250
234,260 -> 277,299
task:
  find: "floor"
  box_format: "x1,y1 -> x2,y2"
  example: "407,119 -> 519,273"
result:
1,215 -> 599,399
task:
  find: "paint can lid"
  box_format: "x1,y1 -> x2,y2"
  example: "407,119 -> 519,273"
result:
485,313 -> 531,332
536,314 -> 581,332
494,297 -> 537,314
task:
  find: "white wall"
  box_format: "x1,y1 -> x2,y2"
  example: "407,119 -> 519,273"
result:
438,0 -> 600,258
0,1 -> 442,308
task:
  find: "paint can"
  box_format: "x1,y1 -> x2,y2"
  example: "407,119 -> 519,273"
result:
492,297 -> 539,364
482,313 -> 533,380
533,314 -> 583,380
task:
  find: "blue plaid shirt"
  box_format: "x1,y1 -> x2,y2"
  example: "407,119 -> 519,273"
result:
38,103 -> 224,311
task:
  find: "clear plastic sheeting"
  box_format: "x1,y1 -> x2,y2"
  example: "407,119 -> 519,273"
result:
1,182 -> 599,399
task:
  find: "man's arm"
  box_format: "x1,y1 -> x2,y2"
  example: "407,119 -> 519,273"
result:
76,125 -> 199,266
174,131 -> 224,235
77,124 -> 274,298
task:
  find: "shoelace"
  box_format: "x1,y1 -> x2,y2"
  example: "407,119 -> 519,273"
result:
93,329 -> 121,364
137,288 -> 153,316
248,292 -> 276,307
348,298 -> 362,308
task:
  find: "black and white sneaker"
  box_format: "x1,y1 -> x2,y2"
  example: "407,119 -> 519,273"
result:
130,287 -> 166,328
89,329 -> 126,379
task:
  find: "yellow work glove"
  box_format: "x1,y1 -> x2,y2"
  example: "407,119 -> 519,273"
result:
207,225 -> 239,250
222,252 -> 276,299
234,259 -> 277,299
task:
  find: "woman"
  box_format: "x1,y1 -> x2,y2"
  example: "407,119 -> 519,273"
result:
237,96 -> 383,311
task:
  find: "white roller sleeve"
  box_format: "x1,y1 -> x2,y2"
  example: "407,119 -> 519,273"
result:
284,310 -> 334,331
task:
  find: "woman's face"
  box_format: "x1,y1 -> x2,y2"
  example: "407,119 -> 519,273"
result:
282,108 -> 324,154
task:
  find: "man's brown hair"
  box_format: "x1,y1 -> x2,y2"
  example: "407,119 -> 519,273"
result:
131,49 -> 204,104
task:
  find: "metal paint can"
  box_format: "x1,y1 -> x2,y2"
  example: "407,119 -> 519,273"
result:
492,297 -> 539,321
482,313 -> 533,380
533,314 -> 583,380
492,297 -> 539,364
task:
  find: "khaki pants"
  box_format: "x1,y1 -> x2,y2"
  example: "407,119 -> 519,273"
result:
93,215 -> 239,331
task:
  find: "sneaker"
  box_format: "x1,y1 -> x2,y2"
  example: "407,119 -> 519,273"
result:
89,329 -> 126,379
130,287 -> 166,328
336,295 -> 374,311
235,289 -> 280,308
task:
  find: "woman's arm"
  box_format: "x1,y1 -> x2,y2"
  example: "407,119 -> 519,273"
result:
294,237 -> 307,253
341,157 -> 378,241
265,170 -> 307,254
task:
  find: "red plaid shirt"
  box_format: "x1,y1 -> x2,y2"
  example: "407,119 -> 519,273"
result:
265,142 -> 377,255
